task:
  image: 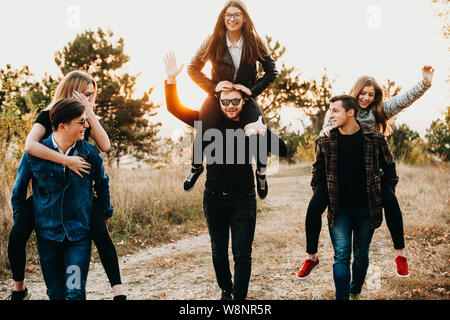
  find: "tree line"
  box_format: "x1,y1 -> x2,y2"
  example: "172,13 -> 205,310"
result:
1,28 -> 448,169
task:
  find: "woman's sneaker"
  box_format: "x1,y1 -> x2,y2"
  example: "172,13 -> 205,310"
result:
297,258 -> 319,279
183,166 -> 204,192
395,255 -> 410,278
9,287 -> 31,300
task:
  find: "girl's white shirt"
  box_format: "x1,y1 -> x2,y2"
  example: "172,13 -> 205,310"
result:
226,34 -> 244,80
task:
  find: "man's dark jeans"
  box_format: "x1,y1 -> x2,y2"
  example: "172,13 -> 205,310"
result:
37,236 -> 91,300
328,206 -> 375,300
203,189 -> 257,300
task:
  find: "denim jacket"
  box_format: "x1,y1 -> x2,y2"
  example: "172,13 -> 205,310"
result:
11,134 -> 113,242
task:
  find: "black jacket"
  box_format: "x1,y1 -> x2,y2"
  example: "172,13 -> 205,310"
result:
187,38 -> 278,98
164,81 -> 287,193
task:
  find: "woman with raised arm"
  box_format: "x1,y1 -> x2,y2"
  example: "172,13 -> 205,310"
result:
183,0 -> 278,199
297,66 -> 434,281
8,70 -> 126,300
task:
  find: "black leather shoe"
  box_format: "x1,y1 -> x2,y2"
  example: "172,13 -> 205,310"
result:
221,290 -> 233,300
255,169 -> 268,199
9,287 -> 31,300
183,166 -> 204,192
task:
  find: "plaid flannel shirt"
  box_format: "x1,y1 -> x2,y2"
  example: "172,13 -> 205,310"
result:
311,122 -> 399,229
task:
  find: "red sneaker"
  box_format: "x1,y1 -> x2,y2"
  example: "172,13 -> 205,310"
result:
297,258 -> 319,279
395,256 -> 410,278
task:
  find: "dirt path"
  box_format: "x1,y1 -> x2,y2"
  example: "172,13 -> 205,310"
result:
0,164 -> 400,300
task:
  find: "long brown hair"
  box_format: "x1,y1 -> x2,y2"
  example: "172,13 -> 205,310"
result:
349,75 -> 392,136
46,70 -> 96,110
203,0 -> 268,65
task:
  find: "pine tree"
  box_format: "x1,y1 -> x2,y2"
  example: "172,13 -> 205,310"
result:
54,28 -> 161,165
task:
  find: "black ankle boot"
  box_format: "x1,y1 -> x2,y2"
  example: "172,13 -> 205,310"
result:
255,169 -> 268,199
183,166 -> 204,192
221,290 -> 233,300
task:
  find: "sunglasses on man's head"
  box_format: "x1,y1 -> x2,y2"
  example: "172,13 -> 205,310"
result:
220,98 -> 242,106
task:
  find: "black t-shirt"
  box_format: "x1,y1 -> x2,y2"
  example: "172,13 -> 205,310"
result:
337,128 -> 368,208
205,119 -> 286,193
35,110 -> 91,141
205,119 -> 254,193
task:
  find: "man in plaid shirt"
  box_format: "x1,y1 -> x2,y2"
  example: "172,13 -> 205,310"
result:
311,95 -> 398,300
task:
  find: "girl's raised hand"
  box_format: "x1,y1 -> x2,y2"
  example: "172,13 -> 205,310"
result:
164,52 -> 184,83
422,65 -> 434,87
72,90 -> 94,113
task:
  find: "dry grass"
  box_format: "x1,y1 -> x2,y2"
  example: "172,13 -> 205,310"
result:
0,163 -> 206,277
371,163 -> 450,299
0,156 -> 22,278
256,162 -> 450,300
0,161 -> 448,300
105,166 -> 206,252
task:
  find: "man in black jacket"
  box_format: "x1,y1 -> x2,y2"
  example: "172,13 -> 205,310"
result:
164,52 -> 286,300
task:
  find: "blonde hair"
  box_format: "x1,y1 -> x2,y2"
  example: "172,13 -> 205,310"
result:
349,75 -> 392,136
46,70 -> 96,110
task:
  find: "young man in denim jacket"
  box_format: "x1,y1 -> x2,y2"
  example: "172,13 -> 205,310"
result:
11,98 -> 113,300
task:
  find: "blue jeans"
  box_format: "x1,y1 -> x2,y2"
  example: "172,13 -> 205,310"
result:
328,207 -> 375,300
37,236 -> 91,300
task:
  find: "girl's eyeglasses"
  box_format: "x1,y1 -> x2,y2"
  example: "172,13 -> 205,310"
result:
225,12 -> 243,20
84,91 -> 95,98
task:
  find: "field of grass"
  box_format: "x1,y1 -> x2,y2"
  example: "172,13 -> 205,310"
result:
0,163 -> 206,278
373,163 -> 449,299
0,161 -> 448,300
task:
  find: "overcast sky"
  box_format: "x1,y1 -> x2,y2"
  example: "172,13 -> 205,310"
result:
0,0 -> 448,138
